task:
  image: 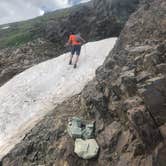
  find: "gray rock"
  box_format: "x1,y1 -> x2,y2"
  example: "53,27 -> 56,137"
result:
159,124 -> 166,140
136,71 -> 151,82
82,123 -> 95,139
67,117 -> 82,139
120,70 -> 137,97
1,0 -> 166,165
97,121 -> 122,150
67,117 -> 95,140
156,63 -> 166,74
74,139 -> 99,159
142,76 -> 166,125
127,104 -> 162,148
143,52 -> 160,71
128,45 -> 153,54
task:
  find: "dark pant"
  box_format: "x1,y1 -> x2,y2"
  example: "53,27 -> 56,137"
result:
71,45 -> 81,56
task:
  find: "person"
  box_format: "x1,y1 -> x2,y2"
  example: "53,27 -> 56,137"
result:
66,32 -> 86,68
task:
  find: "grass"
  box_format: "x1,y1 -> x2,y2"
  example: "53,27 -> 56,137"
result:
0,22 -> 36,49
0,6 -> 71,50
0,32 -> 33,48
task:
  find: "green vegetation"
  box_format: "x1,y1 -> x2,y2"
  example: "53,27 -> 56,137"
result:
0,21 -> 40,49
0,2 -> 94,49
0,32 -> 33,48
0,7 -> 70,49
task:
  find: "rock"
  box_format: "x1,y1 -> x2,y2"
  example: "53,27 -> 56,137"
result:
127,105 -> 162,148
136,71 -> 151,82
128,45 -> 153,54
1,0 -> 166,165
142,76 -> 166,125
97,121 -> 121,150
123,96 -> 143,111
153,143 -> 166,166
81,80 -> 109,133
122,66 -> 130,72
156,63 -> 166,74
159,124 -> 166,140
134,55 -> 145,73
82,123 -> 95,139
93,0 -> 140,21
0,67 -> 22,86
74,139 -> 99,159
67,117 -> 95,140
128,140 -> 146,157
23,59 -> 30,65
67,117 -> 82,139
120,70 -> 137,97
143,51 -> 160,71
116,153 -> 133,166
115,130 -> 133,153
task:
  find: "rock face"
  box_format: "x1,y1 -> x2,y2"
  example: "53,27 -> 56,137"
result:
92,0 -> 166,164
93,0 -> 140,38
45,0 -> 141,43
74,139 -> 99,159
1,0 -> 166,165
0,39 -> 55,86
93,0 -> 140,17
0,0 -> 141,86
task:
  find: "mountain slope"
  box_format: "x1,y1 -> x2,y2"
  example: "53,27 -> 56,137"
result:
0,38 -> 117,160
0,0 -> 141,86
1,0 -> 165,165
0,2 -> 93,49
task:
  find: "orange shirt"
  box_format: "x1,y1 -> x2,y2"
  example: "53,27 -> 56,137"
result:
68,34 -> 81,45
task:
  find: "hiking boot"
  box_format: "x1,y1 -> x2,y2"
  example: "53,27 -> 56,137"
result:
69,60 -> 72,65
74,64 -> 77,68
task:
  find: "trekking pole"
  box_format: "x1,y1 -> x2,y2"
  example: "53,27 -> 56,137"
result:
84,43 -> 87,56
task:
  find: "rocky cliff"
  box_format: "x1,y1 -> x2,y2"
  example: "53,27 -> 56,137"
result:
93,0 -> 140,38
1,0 -> 166,165
0,0 -> 140,86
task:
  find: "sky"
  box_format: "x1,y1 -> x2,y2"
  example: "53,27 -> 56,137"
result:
0,0 -> 90,25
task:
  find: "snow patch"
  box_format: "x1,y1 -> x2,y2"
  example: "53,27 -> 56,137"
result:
0,37 -> 117,159
1,26 -> 10,30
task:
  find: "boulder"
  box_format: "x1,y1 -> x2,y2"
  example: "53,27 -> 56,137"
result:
67,117 -> 95,139
82,123 -> 95,139
67,117 -> 82,139
74,139 -> 99,159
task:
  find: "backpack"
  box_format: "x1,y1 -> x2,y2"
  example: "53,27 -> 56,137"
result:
75,34 -> 82,43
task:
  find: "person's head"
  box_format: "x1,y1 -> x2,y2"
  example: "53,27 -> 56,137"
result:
69,31 -> 75,35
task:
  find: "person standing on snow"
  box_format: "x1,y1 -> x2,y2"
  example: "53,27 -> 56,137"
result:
66,32 -> 86,68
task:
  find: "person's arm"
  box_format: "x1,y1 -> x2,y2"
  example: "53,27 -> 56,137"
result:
65,36 -> 72,46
